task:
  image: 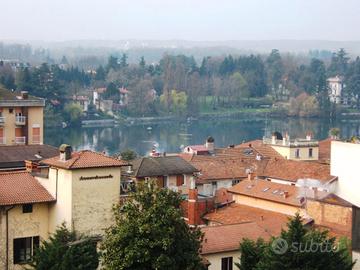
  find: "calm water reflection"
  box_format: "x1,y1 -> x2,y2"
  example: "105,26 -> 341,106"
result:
45,117 -> 360,156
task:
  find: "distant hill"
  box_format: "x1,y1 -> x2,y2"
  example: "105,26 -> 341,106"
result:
2,39 -> 360,66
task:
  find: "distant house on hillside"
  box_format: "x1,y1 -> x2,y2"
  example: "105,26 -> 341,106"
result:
327,75 -> 346,104
72,95 -> 89,112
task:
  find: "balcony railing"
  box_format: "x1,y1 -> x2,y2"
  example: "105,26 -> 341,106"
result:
0,116 -> 5,125
0,137 -> 5,145
32,135 -> 41,144
15,115 -> 26,125
15,136 -> 26,145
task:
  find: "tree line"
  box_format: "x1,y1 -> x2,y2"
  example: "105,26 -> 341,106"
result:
1,48 -> 360,119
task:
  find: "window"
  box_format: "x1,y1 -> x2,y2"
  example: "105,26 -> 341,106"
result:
22,204 -> 33,213
295,149 -> 300,158
9,108 -> 13,113
221,257 -> 233,270
176,175 -> 184,186
13,236 -> 39,264
232,179 -> 240,185
32,127 -> 40,144
309,148 -> 313,158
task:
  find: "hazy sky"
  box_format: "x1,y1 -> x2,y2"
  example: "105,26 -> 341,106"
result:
1,0 -> 360,41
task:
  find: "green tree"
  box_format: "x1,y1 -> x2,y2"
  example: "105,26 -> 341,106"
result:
64,103 -> 83,125
30,224 -> 99,270
235,239 -> 267,270
95,65 -> 106,81
120,149 -> 137,161
228,72 -> 249,103
237,214 -> 354,270
106,56 -> 119,71
103,82 -> 120,101
120,53 -> 128,68
160,90 -> 187,116
328,48 -> 349,76
101,182 -> 205,270
266,49 -> 284,100
346,57 -> 360,108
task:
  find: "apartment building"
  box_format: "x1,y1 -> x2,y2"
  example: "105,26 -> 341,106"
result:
262,132 -> 319,161
0,88 -> 45,146
0,145 -> 128,270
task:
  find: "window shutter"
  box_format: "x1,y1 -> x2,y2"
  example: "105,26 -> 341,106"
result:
13,238 -> 21,264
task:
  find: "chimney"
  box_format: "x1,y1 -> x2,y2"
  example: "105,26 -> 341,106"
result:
283,191 -> 289,199
188,187 -> 199,226
247,171 -> 254,181
25,160 -> 40,173
21,91 -> 28,100
205,136 -> 215,153
312,187 -> 318,199
271,133 -> 276,144
59,144 -> 72,161
306,132 -> 312,141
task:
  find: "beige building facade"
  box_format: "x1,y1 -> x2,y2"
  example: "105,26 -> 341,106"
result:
263,133 -> 319,161
0,146 -> 128,270
0,89 -> 44,146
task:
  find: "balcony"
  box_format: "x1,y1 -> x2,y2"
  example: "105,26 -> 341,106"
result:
0,116 -> 5,126
0,137 -> 5,145
15,136 -> 26,145
15,115 -> 26,125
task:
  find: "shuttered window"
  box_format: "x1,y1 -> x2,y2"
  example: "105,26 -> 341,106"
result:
353,207 -> 360,251
176,175 -> 184,186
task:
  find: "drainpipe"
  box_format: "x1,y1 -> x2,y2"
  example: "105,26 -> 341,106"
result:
5,205 -> 15,270
55,168 -> 59,200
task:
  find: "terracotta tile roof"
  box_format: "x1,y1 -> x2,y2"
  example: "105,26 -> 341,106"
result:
214,188 -> 233,205
0,87 -> 43,102
235,140 -> 284,159
262,159 -> 335,184
42,150 -> 128,170
0,144 -> 59,169
182,154 -> 265,183
0,171 -> 55,206
228,179 -> 310,207
312,193 -> 353,207
204,203 -> 291,232
201,223 -> 272,254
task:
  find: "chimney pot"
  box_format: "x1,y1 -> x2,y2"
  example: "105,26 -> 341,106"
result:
21,91 -> 29,100
59,144 -> 72,161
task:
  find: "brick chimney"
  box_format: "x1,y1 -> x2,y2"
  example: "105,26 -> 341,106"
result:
188,177 -> 199,226
25,160 -> 40,173
283,191 -> 289,199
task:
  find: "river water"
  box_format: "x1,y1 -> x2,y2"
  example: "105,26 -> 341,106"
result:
44,117 -> 360,156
